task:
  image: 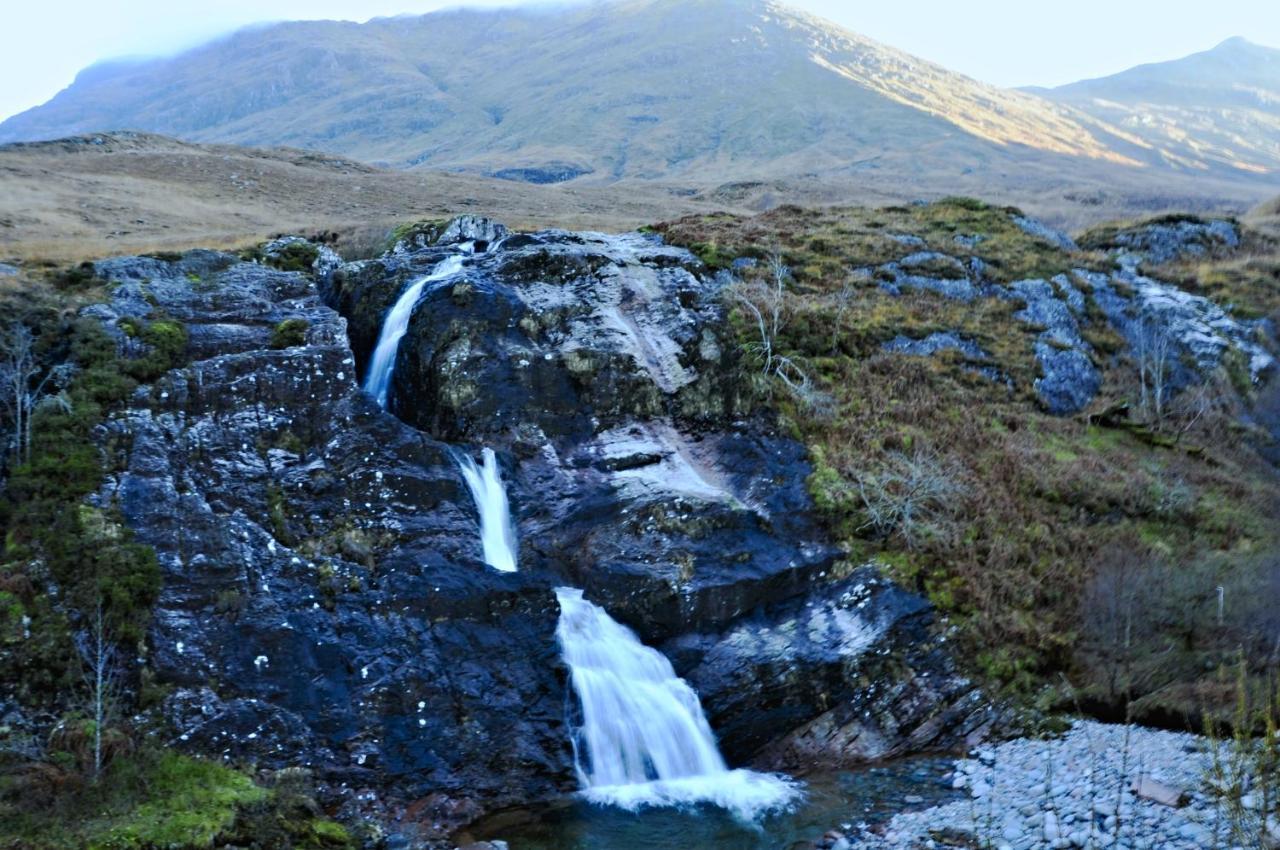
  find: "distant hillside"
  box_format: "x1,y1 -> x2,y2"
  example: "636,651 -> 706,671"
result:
0,0 -> 1275,209
1033,37 -> 1280,176
0,132 -> 721,262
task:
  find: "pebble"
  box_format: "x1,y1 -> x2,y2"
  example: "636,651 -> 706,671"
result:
843,721 -> 1238,850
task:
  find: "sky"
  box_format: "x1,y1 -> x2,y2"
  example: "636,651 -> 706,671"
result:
2,0 -> 1278,122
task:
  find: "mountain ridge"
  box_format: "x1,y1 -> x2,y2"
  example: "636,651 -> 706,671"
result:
1033,35 -> 1280,177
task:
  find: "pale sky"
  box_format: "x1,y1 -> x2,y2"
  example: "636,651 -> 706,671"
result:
2,0 -> 1277,122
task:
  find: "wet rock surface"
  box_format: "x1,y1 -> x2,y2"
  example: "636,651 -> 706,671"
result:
81,222 -> 985,844
667,568 -> 991,770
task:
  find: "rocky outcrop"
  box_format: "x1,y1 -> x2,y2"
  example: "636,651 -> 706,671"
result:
667,568 -> 993,769
1107,217 -> 1240,270
870,217 -> 1273,414
83,221 -> 986,844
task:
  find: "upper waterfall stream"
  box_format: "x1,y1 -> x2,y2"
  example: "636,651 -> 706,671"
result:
554,587 -> 800,820
363,253 -> 466,409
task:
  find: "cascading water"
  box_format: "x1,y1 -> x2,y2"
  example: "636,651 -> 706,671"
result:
455,447 -> 519,573
554,587 -> 800,820
363,254 -> 466,409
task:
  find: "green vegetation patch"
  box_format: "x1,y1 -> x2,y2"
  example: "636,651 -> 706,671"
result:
271,318 -> 310,350
0,748 -> 354,850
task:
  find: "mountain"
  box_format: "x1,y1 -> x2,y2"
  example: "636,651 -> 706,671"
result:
0,0 -> 1271,197
1033,37 -> 1280,176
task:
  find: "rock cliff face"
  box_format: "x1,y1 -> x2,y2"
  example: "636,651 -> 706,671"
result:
85,219 -> 986,844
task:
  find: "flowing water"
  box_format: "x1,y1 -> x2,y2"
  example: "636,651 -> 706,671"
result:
363,254 -> 466,408
468,759 -> 960,850
455,447 -> 519,573
553,587 -> 799,822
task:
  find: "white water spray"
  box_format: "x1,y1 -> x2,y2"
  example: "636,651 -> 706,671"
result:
363,255 -> 466,409
455,448 -> 519,573
554,587 -> 800,820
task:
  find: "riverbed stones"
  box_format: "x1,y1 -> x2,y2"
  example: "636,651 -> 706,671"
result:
846,721 -> 1242,850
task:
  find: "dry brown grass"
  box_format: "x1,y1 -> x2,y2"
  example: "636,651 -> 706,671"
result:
1246,194 -> 1280,237
2,132 -> 1269,267
0,135 -> 728,265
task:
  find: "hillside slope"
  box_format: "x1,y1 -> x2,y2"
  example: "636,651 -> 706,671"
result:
0,132 -> 720,262
0,0 -> 1274,209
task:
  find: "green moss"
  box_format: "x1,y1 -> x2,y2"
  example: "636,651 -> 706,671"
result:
116,317 -> 189,382
688,240 -> 733,270
266,243 -> 320,274
0,318 -> 166,699
88,753 -> 265,850
0,590 -> 24,644
270,319 -> 310,350
387,218 -> 451,252
267,485 -> 293,545
935,196 -> 991,212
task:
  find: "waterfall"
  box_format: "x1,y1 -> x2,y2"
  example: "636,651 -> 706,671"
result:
455,447 -> 519,573
554,587 -> 800,820
363,254 -> 466,409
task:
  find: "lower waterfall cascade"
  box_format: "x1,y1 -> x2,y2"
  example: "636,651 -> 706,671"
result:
553,587 -> 801,820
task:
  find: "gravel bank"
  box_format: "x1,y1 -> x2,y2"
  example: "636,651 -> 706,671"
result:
835,721 -> 1275,850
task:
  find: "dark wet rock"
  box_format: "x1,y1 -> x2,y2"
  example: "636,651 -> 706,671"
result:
77,223 -> 986,842
332,229 -> 738,441
92,252 -> 344,361
391,215 -> 511,255
668,568 -> 991,768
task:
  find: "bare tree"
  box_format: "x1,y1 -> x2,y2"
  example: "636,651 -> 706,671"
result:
731,252 -> 791,376
0,322 -> 71,466
855,450 -> 963,549
830,279 -> 856,355
77,601 -> 119,782
1133,311 -> 1174,430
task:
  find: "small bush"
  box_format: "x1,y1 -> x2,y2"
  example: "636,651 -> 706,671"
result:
270,319 -> 310,350
0,749 -> 267,850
